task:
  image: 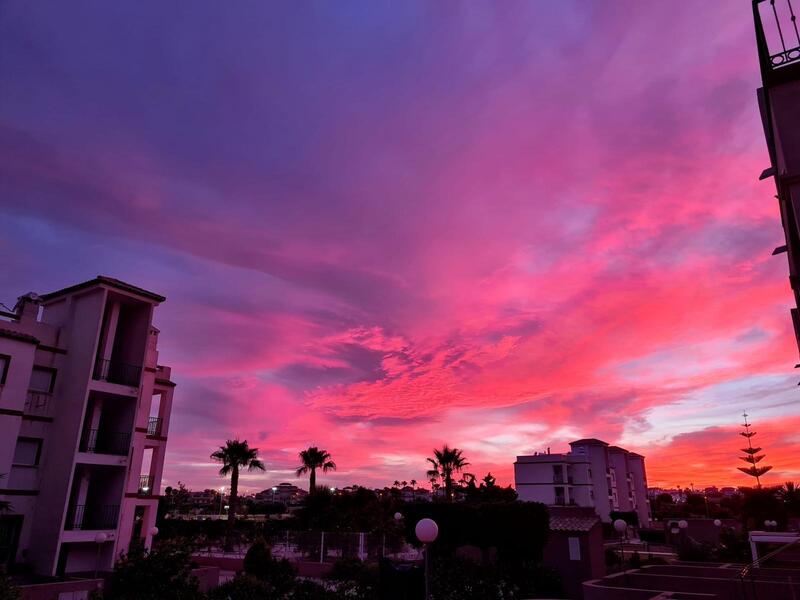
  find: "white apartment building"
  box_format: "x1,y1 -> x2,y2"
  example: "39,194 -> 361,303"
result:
514,438 -> 651,526
0,277 -> 175,576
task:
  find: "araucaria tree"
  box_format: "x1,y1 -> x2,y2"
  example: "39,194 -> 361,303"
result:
211,439 -> 265,546
296,447 -> 336,493
738,412 -> 772,487
427,445 -> 470,501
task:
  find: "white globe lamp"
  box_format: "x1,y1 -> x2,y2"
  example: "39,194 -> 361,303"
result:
149,526 -> 159,537
94,532 -> 108,544
678,520 -> 688,530
416,518 -> 439,544
613,519 -> 628,534
394,512 -> 403,521
713,519 -> 722,527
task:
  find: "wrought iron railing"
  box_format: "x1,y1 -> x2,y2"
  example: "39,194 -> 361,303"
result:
147,416 -> 163,436
23,390 -> 52,416
66,504 -> 119,530
93,358 -> 142,387
138,475 -> 154,495
755,0 -> 800,82
80,429 -> 131,455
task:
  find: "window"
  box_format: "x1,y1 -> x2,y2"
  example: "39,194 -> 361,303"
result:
13,437 -> 42,466
568,537 -> 581,561
0,355 -> 9,385
29,367 -> 55,393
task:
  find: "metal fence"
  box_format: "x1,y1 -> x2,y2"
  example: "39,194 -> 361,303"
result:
194,530 -> 419,564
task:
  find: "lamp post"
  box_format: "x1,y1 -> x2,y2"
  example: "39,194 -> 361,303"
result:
218,487 -> 225,517
416,518 -> 438,600
93,532 -> 108,579
272,486 -> 277,503
613,519 -> 628,570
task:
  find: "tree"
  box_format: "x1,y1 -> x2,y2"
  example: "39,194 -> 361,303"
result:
482,473 -> 496,488
210,439 -> 265,548
0,569 -> 20,600
427,445 -> 469,501
410,479 -> 417,489
738,412 -> 772,487
778,481 -> 800,516
296,447 -> 336,494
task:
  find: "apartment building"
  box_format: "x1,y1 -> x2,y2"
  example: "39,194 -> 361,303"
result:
0,277 -> 175,576
514,438 -> 651,526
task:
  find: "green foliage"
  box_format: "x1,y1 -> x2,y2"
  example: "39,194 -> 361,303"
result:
677,537 -> 716,562
242,538 -> 296,596
0,570 -> 20,600
325,558 -> 379,600
740,486 -> 787,530
429,556 -> 516,600
107,539 -> 201,600
296,447 -> 336,494
208,574 -> 271,600
402,502 -> 549,564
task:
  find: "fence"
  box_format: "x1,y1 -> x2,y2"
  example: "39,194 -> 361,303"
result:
194,530 -> 419,564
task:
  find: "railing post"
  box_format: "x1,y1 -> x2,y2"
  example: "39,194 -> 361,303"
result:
320,531 -> 325,564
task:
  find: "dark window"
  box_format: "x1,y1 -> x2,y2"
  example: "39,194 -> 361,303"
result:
29,367 -> 55,393
13,437 -> 42,466
0,355 -> 9,385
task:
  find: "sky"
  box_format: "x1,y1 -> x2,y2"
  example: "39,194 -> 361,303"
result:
1,1 -> 799,493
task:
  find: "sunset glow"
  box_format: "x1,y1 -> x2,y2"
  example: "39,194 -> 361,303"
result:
2,2 -> 799,492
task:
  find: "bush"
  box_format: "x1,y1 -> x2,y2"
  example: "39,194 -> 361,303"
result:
0,570 -> 20,600
325,558 -> 379,600
106,539 -> 201,600
208,574 -> 271,600
242,538 -> 296,596
638,528 -> 665,544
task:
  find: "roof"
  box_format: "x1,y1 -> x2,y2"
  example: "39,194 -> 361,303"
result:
549,514 -> 600,532
570,438 -> 609,446
40,276 -> 166,303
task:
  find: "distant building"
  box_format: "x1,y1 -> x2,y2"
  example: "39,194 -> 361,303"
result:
255,483 -> 307,505
514,438 -> 651,526
0,277 -> 175,575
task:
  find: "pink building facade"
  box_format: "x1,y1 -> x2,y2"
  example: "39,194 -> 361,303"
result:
0,277 -> 174,576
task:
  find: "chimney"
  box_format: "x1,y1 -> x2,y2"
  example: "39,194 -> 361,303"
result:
13,292 -> 42,323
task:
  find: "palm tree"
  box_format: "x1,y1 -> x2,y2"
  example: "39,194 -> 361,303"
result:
427,445 -> 469,501
779,481 -> 800,516
296,447 -> 336,494
210,439 -> 265,547
410,479 -> 417,489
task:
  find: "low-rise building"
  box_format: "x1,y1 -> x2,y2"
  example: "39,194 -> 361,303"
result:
514,438 -> 651,526
0,277 -> 175,576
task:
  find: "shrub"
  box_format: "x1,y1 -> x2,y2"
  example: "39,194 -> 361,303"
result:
106,539 -> 201,600
242,538 -> 296,596
208,574 -> 271,600
0,570 -> 20,600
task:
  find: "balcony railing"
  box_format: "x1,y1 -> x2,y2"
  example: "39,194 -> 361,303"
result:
66,504 -> 119,530
80,429 -> 131,456
147,416 -> 163,436
553,475 -> 564,484
93,358 -> 142,387
24,391 -> 52,416
138,475 -> 155,495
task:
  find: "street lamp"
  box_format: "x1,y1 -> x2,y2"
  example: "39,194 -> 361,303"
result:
272,486 -> 277,503
394,512 -> 403,521
149,526 -> 159,537
94,532 -> 108,579
219,487 -> 225,516
713,519 -> 722,527
613,519 -> 627,571
416,518 -> 438,600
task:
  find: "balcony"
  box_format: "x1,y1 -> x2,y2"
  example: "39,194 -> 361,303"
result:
80,429 -> 131,456
138,475 -> 154,495
93,358 -> 142,387
553,474 -> 564,484
24,390 -> 52,416
66,504 -> 119,530
147,417 -> 163,436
